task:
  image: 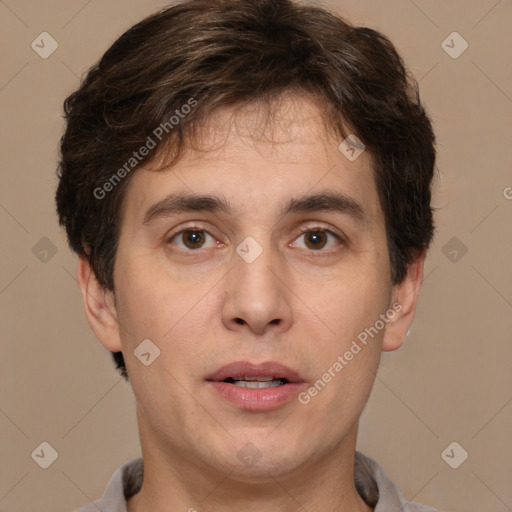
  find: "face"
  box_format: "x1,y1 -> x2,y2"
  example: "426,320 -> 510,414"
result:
82,95 -> 421,483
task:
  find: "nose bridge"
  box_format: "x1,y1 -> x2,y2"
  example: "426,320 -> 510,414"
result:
222,232 -> 292,334
234,233 -> 280,299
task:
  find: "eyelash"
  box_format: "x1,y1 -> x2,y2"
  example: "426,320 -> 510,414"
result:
167,224 -> 344,254
291,226 -> 344,254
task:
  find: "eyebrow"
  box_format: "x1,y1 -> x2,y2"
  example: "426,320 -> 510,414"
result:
142,191 -> 367,226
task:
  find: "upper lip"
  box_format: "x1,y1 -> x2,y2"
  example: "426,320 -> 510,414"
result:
206,361 -> 305,383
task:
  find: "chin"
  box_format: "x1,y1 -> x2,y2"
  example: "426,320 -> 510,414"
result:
226,454 -> 303,483
209,432 -> 311,479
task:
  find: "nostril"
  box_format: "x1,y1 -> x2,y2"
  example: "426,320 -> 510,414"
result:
235,318 -> 244,325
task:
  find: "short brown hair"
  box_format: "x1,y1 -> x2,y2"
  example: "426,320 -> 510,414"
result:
56,0 -> 436,378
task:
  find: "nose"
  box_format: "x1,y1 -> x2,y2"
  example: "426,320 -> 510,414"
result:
221,241 -> 293,337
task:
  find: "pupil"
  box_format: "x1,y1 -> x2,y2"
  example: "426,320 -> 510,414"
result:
184,230 -> 204,248
306,231 -> 326,249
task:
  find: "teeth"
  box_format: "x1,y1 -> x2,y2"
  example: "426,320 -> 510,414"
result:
240,376 -> 274,382
232,379 -> 285,389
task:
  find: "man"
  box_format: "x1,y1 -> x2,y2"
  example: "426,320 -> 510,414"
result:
56,0 -> 439,510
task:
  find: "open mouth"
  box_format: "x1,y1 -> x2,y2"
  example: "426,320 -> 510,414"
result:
223,376 -> 289,388
206,362 -> 306,410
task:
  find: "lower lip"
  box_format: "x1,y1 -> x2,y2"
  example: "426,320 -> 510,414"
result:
207,381 -> 307,411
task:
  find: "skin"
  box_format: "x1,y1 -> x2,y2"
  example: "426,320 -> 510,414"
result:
78,94 -> 425,512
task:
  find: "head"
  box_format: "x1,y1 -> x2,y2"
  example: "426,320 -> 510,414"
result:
56,0 -> 435,480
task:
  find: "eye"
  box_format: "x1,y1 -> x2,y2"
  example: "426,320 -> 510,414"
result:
169,229 -> 218,250
291,228 -> 342,251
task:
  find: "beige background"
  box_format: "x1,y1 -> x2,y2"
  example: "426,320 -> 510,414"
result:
1,0 -> 511,511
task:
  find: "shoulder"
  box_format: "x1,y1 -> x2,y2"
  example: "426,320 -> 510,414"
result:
355,451 -> 440,512
73,457 -> 143,512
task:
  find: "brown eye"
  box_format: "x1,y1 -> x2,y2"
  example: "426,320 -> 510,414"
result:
304,231 -> 328,250
291,228 -> 341,252
182,230 -> 205,249
170,229 -> 216,250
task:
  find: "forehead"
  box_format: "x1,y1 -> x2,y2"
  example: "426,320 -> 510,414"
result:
121,94 -> 381,226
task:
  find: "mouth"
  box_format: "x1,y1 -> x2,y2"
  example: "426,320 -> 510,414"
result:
206,360 -> 304,385
205,361 -> 307,411
221,376 -> 289,388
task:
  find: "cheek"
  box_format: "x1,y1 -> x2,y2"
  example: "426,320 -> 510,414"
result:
113,251 -> 220,372
303,263 -> 391,341
299,285 -> 385,427
113,258 -> 210,427
295,266 -> 390,409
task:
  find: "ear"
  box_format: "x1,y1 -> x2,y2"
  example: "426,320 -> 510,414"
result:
76,255 -> 122,352
382,250 -> 426,352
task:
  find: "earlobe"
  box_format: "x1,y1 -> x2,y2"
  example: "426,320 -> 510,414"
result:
76,256 -> 122,352
382,251 -> 426,352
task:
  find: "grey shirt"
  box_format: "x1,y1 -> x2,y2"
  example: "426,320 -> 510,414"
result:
75,451 -> 437,511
